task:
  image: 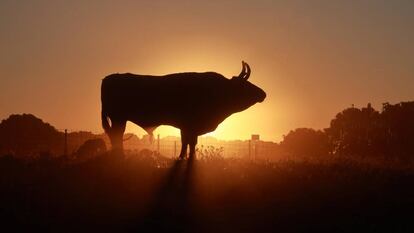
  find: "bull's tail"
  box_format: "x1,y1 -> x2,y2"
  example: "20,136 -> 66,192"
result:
101,108 -> 111,135
101,77 -> 111,135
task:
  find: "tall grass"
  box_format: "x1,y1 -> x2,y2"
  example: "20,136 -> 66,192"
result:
0,151 -> 413,232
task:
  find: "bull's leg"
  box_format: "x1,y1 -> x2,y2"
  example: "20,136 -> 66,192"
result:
179,131 -> 189,159
109,120 -> 126,154
188,134 -> 198,160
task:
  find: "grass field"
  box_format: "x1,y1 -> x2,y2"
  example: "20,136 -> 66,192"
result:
1,152 -> 413,233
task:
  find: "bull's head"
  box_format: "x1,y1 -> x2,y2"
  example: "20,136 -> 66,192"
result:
229,61 -> 266,111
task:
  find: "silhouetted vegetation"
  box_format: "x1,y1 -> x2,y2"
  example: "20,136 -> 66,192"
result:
3,101 -> 414,162
0,114 -> 62,156
325,102 -> 414,160
279,101 -> 414,161
73,138 -> 107,161
0,114 -> 102,158
280,128 -> 330,157
1,101 -> 414,163
1,102 -> 414,231
0,153 -> 413,232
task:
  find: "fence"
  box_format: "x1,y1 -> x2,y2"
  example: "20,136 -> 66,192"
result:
123,136 -> 282,160
1,128 -> 283,160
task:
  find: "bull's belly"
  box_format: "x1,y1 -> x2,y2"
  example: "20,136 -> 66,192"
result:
128,116 -> 180,130
127,117 -> 220,136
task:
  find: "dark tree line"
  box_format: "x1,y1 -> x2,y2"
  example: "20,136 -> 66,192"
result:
1,101 -> 414,160
280,128 -> 330,157
0,114 -> 62,156
281,101 -> 414,160
0,114 -> 100,157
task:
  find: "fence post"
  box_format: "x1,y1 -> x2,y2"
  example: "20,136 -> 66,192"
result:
248,140 -> 251,160
255,141 -> 258,160
64,129 -> 68,156
157,134 -> 160,154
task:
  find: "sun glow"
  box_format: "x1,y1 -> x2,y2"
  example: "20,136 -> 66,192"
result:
125,106 -> 267,141
122,41 -> 274,140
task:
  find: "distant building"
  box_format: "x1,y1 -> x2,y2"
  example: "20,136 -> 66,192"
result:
251,134 -> 260,141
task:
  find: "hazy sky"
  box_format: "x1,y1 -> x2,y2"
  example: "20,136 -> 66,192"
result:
1,0 -> 414,141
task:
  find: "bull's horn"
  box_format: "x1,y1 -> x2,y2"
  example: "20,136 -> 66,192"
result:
243,62 -> 251,80
237,61 -> 246,79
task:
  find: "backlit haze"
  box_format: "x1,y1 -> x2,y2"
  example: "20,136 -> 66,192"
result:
1,0 -> 414,141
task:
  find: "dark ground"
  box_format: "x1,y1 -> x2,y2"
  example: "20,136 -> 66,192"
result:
0,153 -> 413,233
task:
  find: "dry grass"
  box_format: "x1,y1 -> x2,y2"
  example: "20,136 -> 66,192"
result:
0,152 -> 413,232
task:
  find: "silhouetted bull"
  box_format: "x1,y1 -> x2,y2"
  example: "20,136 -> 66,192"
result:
101,61 -> 266,159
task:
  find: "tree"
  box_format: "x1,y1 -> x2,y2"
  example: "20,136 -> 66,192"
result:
0,114 -> 63,156
280,128 -> 330,157
381,101 -> 414,159
324,103 -> 383,157
325,101 -> 414,160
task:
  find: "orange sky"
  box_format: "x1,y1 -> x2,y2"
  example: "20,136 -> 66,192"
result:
1,1 -> 414,141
